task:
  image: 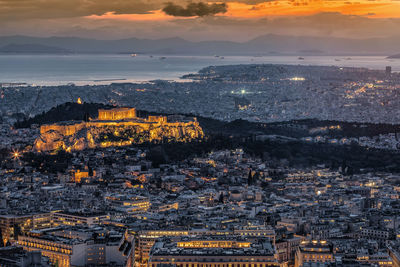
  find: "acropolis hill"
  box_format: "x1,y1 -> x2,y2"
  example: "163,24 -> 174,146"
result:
34,108 -> 204,152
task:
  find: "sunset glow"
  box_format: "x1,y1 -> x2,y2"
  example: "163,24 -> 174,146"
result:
84,0 -> 400,22
224,1 -> 400,18
2,0 -> 400,41
86,10 -> 172,21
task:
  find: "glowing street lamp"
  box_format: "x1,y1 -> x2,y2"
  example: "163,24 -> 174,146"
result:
11,149 -> 21,160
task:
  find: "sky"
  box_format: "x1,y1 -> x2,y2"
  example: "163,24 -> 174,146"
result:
1,0 -> 400,41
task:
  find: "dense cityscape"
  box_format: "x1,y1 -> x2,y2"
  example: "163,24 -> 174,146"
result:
4,0 -> 400,264
0,62 -> 399,266
2,65 -> 400,125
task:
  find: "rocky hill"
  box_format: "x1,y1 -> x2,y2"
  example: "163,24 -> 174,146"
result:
33,106 -> 204,152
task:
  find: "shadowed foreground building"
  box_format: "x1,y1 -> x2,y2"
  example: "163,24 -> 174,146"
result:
0,247 -> 50,267
17,226 -> 133,267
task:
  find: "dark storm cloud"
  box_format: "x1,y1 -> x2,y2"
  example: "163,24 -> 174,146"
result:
162,2 -> 227,17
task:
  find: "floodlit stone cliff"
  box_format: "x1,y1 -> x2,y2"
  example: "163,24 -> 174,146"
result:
34,108 -> 204,152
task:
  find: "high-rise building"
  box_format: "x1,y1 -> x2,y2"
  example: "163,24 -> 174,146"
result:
386,66 -> 392,75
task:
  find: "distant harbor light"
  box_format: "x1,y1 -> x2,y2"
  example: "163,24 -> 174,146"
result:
289,77 -> 306,81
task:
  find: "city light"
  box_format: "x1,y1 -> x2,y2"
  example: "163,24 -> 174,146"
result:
289,77 -> 305,81
34,107 -> 204,152
2,39 -> 400,267
11,149 -> 21,160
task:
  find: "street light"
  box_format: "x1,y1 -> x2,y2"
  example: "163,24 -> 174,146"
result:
11,149 -> 21,160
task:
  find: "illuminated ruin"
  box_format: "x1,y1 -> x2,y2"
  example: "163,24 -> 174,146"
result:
98,108 -> 137,120
34,108 -> 204,152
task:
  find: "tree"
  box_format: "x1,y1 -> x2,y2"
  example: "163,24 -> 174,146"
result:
219,192 -> 224,203
83,112 -> 90,122
248,169 -> 253,185
0,228 -> 3,247
88,165 -> 94,177
13,224 -> 21,240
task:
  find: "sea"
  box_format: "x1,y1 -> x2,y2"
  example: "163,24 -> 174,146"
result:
0,54 -> 399,86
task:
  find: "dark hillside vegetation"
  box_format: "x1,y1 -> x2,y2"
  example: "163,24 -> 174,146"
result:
13,102 -> 400,174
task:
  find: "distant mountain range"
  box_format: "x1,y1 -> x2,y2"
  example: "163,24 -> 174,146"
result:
1,34 -> 400,55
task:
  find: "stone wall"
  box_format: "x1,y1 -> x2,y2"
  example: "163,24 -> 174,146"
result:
40,122 -> 86,136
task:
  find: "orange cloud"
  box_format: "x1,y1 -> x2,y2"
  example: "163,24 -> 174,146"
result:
86,11 -> 172,21
224,0 -> 400,18
86,0 -> 400,22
